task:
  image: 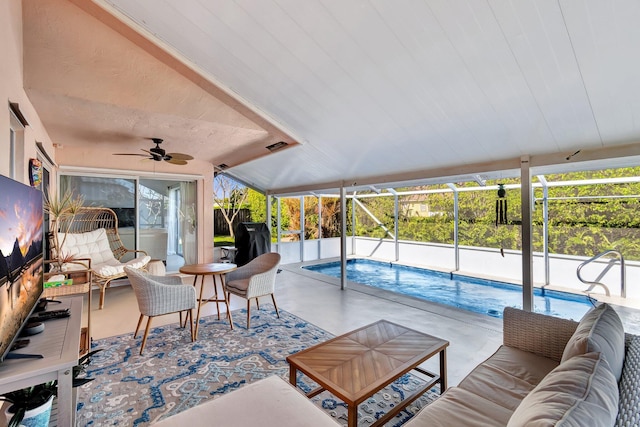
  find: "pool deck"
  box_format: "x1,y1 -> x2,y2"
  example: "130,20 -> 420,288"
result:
91,256 -> 640,388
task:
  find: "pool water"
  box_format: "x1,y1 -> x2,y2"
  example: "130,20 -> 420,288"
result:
303,259 -> 594,320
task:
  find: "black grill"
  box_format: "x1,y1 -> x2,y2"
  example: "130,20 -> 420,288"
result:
234,222 -> 271,266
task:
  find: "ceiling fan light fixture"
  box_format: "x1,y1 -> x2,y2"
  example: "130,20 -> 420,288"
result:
113,137 -> 192,166
150,138 -> 167,157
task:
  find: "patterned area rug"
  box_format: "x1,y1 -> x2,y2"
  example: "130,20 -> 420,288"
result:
76,306 -> 440,426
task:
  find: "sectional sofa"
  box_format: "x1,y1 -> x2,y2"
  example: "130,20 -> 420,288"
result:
153,303 -> 639,426
406,303 -> 638,426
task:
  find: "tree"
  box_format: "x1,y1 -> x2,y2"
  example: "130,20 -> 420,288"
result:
246,189 -> 266,223
213,175 -> 248,237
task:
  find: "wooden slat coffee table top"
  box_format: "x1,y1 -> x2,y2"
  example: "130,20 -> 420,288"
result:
286,319 -> 449,405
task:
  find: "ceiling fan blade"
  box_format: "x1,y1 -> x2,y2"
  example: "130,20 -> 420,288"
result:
166,158 -> 188,165
167,153 -> 194,161
113,153 -> 149,157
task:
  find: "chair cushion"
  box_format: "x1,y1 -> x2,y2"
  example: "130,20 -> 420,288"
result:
60,228 -> 150,278
507,352 -> 619,427
94,256 -> 150,278
59,228 -> 115,265
226,278 -> 250,296
561,303 -> 625,381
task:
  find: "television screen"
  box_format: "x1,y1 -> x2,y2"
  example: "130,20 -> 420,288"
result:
0,174 -> 44,362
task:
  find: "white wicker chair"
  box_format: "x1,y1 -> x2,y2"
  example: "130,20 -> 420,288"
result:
124,267 -> 196,355
225,252 -> 281,328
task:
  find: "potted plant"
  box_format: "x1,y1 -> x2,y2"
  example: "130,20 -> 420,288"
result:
1,349 -> 102,426
1,382 -> 56,427
44,189 -> 85,272
72,348 -> 102,387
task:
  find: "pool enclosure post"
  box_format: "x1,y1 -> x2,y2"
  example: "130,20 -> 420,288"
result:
266,194 -> 273,239
388,188 -> 399,262
276,197 -> 282,248
351,192 -> 356,255
536,175 -> 550,286
351,191 -> 356,255
447,183 -> 460,271
318,195 -> 322,259
340,185 -> 347,290
521,156 -> 534,312
300,196 -> 305,262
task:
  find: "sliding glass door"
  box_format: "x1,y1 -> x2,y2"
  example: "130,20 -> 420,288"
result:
138,179 -> 196,271
60,174 -> 196,272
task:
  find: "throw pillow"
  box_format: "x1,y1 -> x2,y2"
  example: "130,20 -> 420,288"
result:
507,352 -> 619,427
561,303 -> 625,381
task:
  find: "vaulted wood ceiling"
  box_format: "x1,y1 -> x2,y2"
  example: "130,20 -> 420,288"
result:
23,0 -> 640,194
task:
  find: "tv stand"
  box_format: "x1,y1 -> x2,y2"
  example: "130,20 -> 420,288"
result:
0,296 -> 82,426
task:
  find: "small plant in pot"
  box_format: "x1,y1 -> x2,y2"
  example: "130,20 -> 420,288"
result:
72,348 -> 103,387
1,382 -> 56,427
1,349 -> 102,426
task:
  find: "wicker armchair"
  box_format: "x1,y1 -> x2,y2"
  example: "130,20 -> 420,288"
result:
124,267 -> 196,355
51,207 -> 150,309
225,252 -> 281,328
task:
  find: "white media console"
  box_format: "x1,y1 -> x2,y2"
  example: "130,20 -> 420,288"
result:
0,296 -> 82,426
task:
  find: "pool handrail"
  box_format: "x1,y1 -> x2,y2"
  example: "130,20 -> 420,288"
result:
576,249 -> 625,298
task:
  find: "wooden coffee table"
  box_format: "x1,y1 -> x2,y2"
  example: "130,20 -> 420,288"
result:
286,319 -> 449,427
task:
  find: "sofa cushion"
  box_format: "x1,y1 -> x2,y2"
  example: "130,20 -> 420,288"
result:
507,352 -> 619,427
404,387 -> 512,427
561,303 -> 625,381
458,345 -> 559,411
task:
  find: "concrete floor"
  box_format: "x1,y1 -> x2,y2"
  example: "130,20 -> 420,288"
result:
86,260 -> 640,387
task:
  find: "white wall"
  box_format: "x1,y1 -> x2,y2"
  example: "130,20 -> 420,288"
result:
1,0 -> 56,183
276,237 -> 346,264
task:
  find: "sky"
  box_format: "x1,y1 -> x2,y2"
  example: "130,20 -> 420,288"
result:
0,176 -> 43,257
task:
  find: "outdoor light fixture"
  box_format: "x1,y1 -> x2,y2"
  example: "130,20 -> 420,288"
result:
496,184 -> 507,226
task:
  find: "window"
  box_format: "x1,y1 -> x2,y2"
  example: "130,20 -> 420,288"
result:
9,110 -> 25,180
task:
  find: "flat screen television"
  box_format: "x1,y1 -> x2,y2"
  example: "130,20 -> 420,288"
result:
0,174 -> 44,362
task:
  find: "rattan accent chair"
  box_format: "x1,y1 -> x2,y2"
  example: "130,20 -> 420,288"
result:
225,252 -> 281,328
124,267 -> 196,355
52,207 -> 150,309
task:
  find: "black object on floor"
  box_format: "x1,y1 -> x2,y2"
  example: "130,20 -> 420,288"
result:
234,222 -> 271,267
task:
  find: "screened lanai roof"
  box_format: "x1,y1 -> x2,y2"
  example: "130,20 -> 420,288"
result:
23,0 -> 640,195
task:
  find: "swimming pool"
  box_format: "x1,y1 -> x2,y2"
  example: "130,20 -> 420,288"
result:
303,259 -> 594,320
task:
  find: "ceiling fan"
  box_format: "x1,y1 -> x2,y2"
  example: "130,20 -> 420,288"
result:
114,138 -> 194,165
